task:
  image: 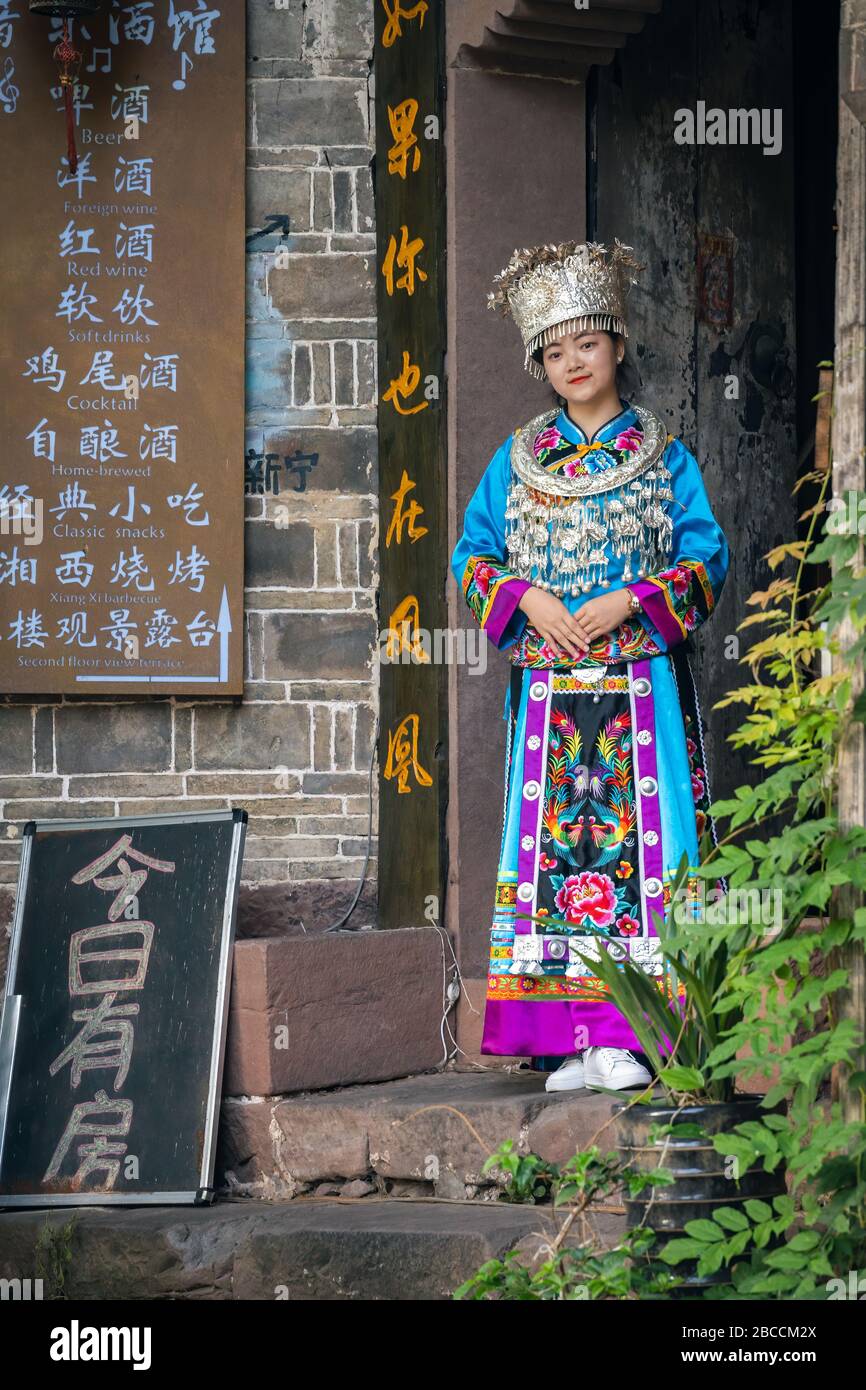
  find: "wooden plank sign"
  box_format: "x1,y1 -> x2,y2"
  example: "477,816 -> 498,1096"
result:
0,809 -> 246,1206
373,0 -> 448,929
0,4 -> 245,694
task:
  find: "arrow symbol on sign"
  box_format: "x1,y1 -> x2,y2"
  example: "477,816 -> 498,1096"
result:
216,584 -> 231,684
245,215 -> 291,249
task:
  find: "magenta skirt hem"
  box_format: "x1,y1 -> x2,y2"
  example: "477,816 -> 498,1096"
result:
480,999 -> 643,1056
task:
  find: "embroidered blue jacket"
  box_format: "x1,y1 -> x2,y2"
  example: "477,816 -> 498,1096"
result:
450,399 -> 729,665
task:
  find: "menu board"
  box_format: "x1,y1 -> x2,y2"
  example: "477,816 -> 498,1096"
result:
0,809 -> 247,1206
0,3 -> 245,694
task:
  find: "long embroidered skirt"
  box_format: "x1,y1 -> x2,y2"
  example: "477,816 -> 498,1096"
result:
481,647 -> 715,1058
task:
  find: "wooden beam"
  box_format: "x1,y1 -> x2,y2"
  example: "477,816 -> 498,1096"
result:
815,367 -> 833,474
374,0 -> 449,929
830,8 -> 866,1125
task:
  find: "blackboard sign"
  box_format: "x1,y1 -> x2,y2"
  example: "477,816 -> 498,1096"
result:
0,809 -> 246,1206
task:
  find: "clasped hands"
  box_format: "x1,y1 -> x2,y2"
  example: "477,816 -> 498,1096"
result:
517,585 -> 634,660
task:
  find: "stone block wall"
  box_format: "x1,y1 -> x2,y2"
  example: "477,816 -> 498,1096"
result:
0,0 -> 380,972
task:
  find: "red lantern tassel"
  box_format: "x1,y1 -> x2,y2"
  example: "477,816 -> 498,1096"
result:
54,20 -> 81,176
64,81 -> 78,174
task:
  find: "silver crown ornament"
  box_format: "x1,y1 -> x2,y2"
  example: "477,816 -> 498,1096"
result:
488,238 -> 646,380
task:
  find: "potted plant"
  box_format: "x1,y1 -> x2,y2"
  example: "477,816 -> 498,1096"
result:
512,845 -> 789,1291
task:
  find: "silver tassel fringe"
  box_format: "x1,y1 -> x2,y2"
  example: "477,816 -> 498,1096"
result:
504,466 -> 674,597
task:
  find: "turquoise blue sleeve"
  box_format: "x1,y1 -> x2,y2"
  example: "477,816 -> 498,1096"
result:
628,438 -> 730,651
451,435 -> 531,651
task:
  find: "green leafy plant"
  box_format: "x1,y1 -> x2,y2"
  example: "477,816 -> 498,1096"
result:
455,1142 -> 681,1300
34,1214 -> 78,1301
482,1138 -> 559,1203
658,1194 -> 798,1285
667,428 -> 866,1297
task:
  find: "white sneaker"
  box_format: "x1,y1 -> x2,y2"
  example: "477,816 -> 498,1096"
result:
584,1046 -> 653,1091
544,1053 -> 586,1092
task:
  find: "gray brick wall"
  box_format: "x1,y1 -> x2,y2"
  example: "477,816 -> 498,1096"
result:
0,0 -> 379,945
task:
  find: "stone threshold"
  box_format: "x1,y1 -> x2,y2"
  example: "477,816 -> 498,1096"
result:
217,1066 -> 641,1201
0,1195 -> 623,1301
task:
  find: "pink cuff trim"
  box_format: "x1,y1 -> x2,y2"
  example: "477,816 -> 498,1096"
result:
484,577 -> 531,647
628,577 -> 684,649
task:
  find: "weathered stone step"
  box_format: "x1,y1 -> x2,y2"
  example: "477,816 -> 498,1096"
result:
218,1066 -> 635,1201
0,1196 -> 624,1301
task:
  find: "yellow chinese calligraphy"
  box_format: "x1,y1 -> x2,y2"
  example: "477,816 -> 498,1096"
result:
387,99 -> 421,178
385,468 -> 428,546
382,225 -> 427,297
385,595 -> 430,663
382,350 -> 429,416
384,713 -> 433,793
381,0 -> 428,48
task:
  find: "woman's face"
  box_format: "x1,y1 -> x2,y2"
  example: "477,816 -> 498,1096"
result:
541,329 -> 622,408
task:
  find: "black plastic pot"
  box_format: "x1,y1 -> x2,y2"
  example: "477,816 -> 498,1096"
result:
612,1095 -> 787,1295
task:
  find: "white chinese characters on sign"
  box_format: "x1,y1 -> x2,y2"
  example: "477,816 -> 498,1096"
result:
43,834 -> 175,1191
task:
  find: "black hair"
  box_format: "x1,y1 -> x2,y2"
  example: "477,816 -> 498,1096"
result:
533,329 -> 642,408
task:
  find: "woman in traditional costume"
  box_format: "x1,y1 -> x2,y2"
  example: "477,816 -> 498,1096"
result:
450,240 -> 730,1092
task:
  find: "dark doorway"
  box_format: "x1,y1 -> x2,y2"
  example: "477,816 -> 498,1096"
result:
588,0 -> 839,810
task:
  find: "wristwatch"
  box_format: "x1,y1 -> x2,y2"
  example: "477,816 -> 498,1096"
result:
625,587 -> 642,616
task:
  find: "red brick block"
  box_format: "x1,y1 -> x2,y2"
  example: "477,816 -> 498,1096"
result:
223,928 -> 446,1095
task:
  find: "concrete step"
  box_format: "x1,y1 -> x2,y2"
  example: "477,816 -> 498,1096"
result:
217,1065 -> 640,1202
0,1195 -> 624,1301
1,1071 -> 632,1301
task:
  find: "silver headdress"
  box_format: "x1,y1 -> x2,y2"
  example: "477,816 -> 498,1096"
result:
488,239 -> 645,380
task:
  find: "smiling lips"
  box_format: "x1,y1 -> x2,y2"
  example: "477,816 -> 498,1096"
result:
569,374 -> 590,383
